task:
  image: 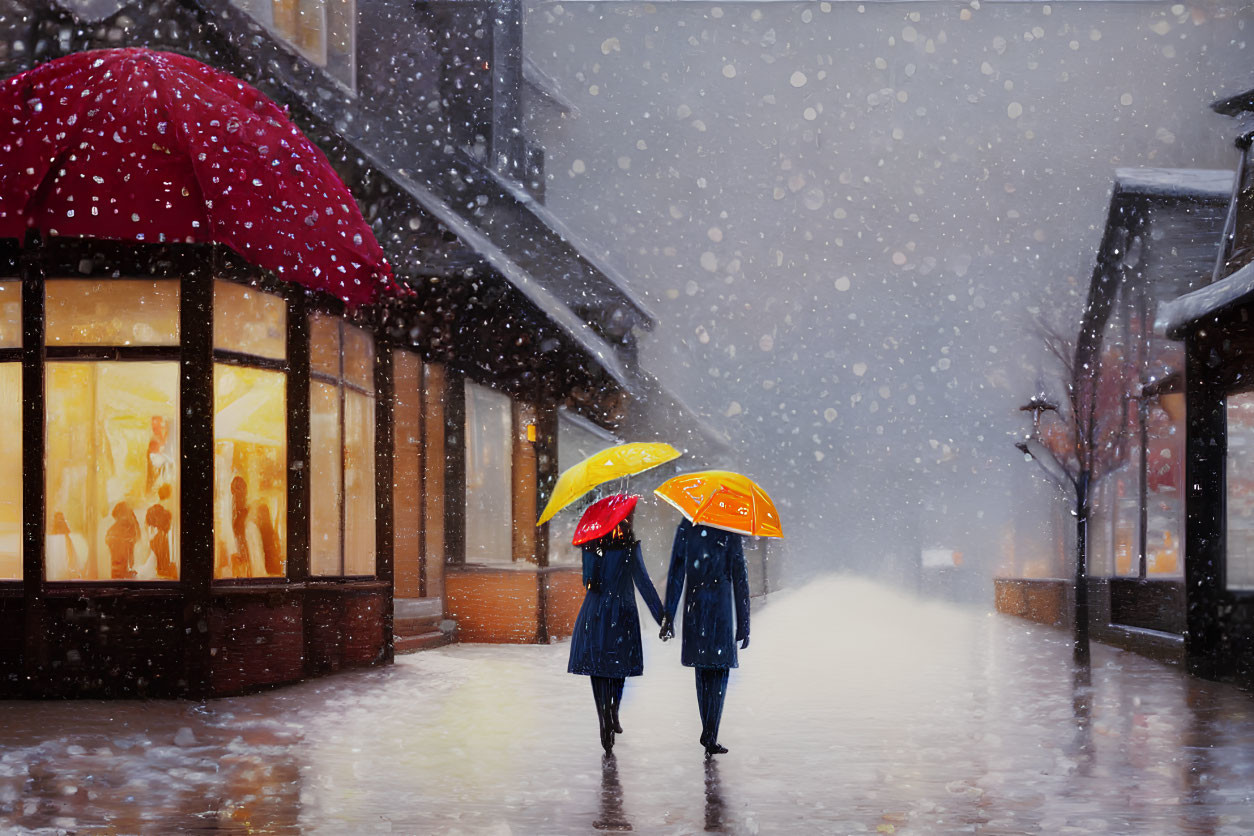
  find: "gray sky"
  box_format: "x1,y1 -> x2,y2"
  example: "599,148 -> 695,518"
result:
523,0 -> 1254,578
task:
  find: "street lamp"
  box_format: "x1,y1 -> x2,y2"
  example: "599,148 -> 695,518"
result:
1016,396 -> 1091,668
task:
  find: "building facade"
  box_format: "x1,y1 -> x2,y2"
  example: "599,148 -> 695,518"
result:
0,0 -> 717,696
1000,88 -> 1254,689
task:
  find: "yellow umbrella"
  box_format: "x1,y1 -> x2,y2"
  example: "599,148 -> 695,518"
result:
654,470 -> 784,538
537,442 -> 681,525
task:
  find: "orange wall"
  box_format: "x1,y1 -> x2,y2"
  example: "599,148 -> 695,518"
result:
994,578 -> 1066,627
423,363 -> 446,601
445,568 -> 539,643
543,568 -> 584,641
393,350 -> 424,599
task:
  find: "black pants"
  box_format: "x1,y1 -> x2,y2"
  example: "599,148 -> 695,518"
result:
695,667 -> 730,745
591,676 -> 625,734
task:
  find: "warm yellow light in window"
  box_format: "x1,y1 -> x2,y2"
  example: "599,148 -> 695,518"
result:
46,362 -> 180,581
214,364 -> 287,579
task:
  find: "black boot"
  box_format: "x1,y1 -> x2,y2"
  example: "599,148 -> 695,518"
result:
611,678 -> 624,734
600,724 -> 615,753
704,741 -> 728,756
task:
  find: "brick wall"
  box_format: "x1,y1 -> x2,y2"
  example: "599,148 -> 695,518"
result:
445,568 -> 539,643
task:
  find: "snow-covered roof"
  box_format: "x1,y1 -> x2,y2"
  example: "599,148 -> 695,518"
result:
1212,87 -> 1254,118
363,149 -> 638,393
1113,168 -> 1234,201
523,55 -> 579,116
1157,261 -> 1254,339
482,168 -> 658,326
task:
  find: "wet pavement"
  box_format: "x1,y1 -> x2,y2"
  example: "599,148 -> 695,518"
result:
2,576 -> 1254,834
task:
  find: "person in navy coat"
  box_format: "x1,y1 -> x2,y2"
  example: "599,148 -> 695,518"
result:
660,518 -> 750,755
568,513 -> 664,752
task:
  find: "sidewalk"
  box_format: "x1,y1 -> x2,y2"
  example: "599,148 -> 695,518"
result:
1,576 -> 1253,833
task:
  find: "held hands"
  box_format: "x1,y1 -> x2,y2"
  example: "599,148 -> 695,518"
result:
659,615 -> 675,641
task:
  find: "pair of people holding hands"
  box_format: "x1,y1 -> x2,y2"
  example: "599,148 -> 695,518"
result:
566,497 -> 751,757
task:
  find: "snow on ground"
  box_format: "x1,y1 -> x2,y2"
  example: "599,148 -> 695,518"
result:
1,576 -> 1253,833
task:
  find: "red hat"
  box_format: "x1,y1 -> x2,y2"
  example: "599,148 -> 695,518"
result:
573,494 -> 639,546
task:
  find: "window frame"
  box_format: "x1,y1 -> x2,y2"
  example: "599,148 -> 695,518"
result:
229,0 -> 358,94
210,276 -> 293,586
1223,386 -> 1254,594
41,277 -> 183,586
462,379 -> 516,565
308,312 -> 377,579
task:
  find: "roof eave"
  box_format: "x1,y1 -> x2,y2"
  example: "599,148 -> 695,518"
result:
1157,260 -> 1254,340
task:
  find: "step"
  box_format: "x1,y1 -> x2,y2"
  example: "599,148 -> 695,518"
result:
394,614 -> 443,636
395,597 -> 443,620
395,630 -> 453,654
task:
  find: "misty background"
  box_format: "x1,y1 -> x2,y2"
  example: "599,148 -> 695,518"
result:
520,0 -> 1254,588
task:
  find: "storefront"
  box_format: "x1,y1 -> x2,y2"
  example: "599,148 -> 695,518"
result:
998,167 -> 1232,659
0,1 -> 698,690
0,236 -> 406,697
1157,88 -> 1254,685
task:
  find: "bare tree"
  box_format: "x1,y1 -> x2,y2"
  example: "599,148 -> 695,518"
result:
1018,311 -> 1140,666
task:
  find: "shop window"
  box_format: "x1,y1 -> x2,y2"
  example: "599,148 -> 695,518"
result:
0,283 -> 18,349
214,281 -> 286,361
0,363 -> 18,580
46,363 -> 180,581
213,281 -> 288,580
547,411 -> 619,566
1145,393 -> 1185,577
309,314 -> 375,577
464,381 -> 513,563
1088,476 -> 1114,578
230,0 -> 357,90
0,284 -> 19,580
1226,391 -> 1254,590
45,280 -> 180,346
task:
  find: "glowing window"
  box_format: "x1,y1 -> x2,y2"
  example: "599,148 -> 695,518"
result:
213,365 -> 287,579
45,280 -> 179,346
213,281 -> 287,361
45,362 -> 180,581
0,365 -> 19,579
309,314 -> 375,577
0,283 -> 21,349
464,381 -> 513,564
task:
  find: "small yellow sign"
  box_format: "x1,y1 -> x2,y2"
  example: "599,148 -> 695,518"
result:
526,424 -> 537,442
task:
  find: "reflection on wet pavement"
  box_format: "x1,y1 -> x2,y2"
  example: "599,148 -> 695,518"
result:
2,577 -> 1254,833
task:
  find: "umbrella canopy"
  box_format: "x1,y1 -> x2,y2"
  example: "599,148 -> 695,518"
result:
654,470 -> 784,538
0,48 -> 393,306
536,441 -> 681,526
571,494 -> 638,546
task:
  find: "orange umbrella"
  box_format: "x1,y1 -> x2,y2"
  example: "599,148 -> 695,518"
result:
654,470 -> 783,538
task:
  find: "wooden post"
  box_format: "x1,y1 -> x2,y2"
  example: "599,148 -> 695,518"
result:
286,291 -> 311,584
511,400 -> 538,565
375,343 -> 395,662
20,232 -> 45,695
392,349 -> 424,599
1184,335 -> 1226,680
423,362 -> 447,601
443,370 -> 466,572
179,266 -> 215,699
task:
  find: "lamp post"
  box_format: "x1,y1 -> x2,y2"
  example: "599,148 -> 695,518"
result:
1016,395 -> 1091,667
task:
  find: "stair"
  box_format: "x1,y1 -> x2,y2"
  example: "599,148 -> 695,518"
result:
394,597 -> 455,654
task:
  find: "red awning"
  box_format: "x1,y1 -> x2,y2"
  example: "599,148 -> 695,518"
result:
0,48 -> 393,305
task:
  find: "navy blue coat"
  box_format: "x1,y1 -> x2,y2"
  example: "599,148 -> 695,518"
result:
568,540 -> 664,678
663,520 -> 751,669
